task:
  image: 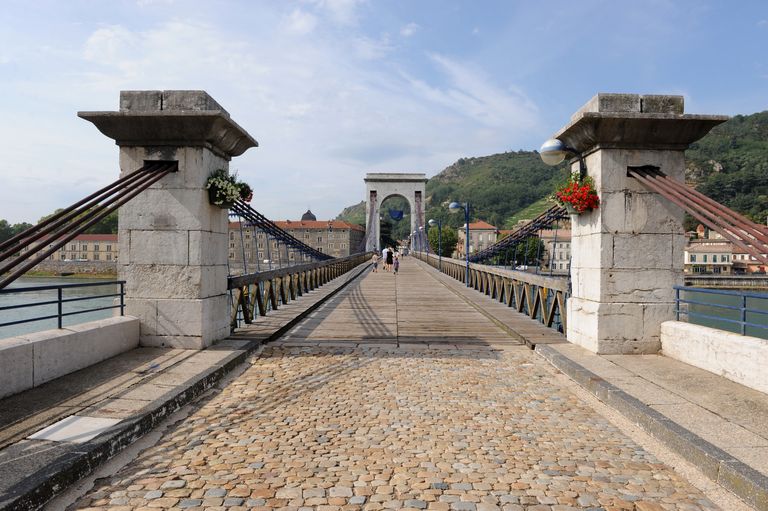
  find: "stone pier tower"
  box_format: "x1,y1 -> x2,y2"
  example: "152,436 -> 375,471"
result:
554,94 -> 726,354
80,90 -> 257,349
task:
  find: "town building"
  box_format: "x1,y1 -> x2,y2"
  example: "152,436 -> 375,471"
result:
684,238 -> 733,274
228,210 -> 365,270
539,229 -> 571,274
20,234 -> 119,262
456,221 -> 498,258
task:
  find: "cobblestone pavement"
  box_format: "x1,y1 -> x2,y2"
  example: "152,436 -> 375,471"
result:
70,261 -> 721,510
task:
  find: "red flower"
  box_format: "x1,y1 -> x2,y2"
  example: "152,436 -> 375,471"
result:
554,175 -> 600,213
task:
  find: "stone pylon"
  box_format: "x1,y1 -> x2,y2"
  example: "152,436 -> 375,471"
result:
553,94 -> 726,354
80,90 -> 257,349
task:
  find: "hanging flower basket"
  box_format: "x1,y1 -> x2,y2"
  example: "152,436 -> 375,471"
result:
553,173 -> 600,214
205,169 -> 252,209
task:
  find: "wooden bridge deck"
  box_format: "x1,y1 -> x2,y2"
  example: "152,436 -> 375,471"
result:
271,256 -> 558,349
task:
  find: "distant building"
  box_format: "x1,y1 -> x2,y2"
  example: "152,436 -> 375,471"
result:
539,229 -> 571,274
456,221 -> 497,258
228,215 -> 365,270
19,234 -> 119,262
684,239 -> 733,274
731,249 -> 768,274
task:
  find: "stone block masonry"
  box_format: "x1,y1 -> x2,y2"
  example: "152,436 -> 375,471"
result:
79,91 -> 258,349
554,93 -> 727,354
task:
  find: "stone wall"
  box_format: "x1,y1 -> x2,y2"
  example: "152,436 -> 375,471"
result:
661,321 -> 768,394
0,316 -> 139,399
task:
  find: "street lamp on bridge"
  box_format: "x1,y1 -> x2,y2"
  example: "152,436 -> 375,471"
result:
539,138 -> 587,179
449,201 -> 470,287
428,218 -> 442,272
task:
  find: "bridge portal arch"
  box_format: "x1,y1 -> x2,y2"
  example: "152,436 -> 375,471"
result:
364,173 -> 427,251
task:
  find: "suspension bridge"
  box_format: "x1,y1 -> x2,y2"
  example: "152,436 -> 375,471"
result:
1,91 -> 768,511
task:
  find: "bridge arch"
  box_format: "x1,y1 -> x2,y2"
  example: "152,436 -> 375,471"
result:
364,173 -> 427,251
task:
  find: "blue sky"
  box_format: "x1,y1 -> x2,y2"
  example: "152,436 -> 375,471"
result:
1,0 -> 766,224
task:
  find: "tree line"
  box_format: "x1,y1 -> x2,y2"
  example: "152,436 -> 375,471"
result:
0,211 -> 118,244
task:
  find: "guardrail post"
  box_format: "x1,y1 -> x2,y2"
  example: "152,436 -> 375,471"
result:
80,90 -> 257,349
741,295 -> 747,335
57,287 -> 63,329
553,94 -> 726,354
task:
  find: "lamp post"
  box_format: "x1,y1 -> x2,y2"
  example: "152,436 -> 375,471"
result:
540,138 -> 586,179
449,201 -> 470,286
428,218 -> 442,272
419,226 -> 426,254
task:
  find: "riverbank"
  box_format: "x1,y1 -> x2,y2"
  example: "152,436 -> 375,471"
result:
23,260 -> 117,278
22,271 -> 117,279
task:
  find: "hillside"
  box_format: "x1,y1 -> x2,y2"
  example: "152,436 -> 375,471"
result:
337,151 -> 567,232
338,110 -> 768,232
685,111 -> 768,223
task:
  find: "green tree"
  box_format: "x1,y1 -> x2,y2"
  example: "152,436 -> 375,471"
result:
37,209 -> 118,234
0,219 -> 12,243
428,226 -> 458,257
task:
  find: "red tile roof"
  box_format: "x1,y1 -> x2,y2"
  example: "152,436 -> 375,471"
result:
230,220 -> 364,232
467,221 -> 497,230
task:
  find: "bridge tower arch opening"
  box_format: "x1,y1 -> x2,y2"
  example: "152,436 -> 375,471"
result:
364,173 -> 427,252
378,194 -> 412,249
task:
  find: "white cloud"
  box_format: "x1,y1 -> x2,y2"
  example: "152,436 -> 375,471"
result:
0,11 -> 541,224
405,53 -> 539,130
353,35 -> 392,60
83,25 -> 139,64
310,0 -> 366,25
400,22 -> 419,37
284,8 -> 318,35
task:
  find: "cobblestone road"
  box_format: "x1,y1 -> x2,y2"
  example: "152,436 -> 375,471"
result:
71,260 -> 720,510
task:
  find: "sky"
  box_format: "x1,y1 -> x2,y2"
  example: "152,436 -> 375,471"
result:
0,0 -> 767,225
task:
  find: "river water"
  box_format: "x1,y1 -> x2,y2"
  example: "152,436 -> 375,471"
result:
0,276 -> 121,340
681,288 -> 768,339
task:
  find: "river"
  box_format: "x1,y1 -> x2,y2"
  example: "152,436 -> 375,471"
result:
682,288 -> 768,339
0,276 -> 121,340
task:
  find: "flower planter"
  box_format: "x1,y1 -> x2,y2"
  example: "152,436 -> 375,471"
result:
208,187 -> 234,209
564,203 -> 579,215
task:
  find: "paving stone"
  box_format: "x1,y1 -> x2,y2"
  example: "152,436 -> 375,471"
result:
160,479 -> 186,489
66,261 -> 722,511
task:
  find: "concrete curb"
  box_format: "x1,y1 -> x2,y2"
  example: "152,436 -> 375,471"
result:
1,262 -> 371,511
536,344 -> 768,511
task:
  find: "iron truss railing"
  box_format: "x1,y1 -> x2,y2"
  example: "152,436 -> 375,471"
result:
0,161 -> 177,289
628,166 -> 768,265
469,205 -> 569,263
229,201 -> 333,261
227,252 -> 372,328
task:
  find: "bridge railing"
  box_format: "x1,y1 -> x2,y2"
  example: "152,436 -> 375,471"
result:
413,251 -> 568,332
227,252 -> 373,329
675,285 -> 768,339
0,280 -> 125,334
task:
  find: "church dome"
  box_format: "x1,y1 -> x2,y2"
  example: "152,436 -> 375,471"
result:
301,209 -> 317,221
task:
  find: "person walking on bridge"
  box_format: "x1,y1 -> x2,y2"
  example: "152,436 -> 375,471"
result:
385,246 -> 394,272
381,246 -> 389,271
371,252 -> 379,272
393,254 -> 400,274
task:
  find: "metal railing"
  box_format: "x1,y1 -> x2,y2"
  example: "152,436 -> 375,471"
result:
415,251 -> 568,332
674,285 -> 768,339
227,252 -> 372,329
0,281 -> 125,332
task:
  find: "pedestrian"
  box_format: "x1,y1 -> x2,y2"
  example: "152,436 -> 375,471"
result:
371,252 -> 379,272
393,254 -> 400,274
381,246 -> 389,271
386,246 -> 394,271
